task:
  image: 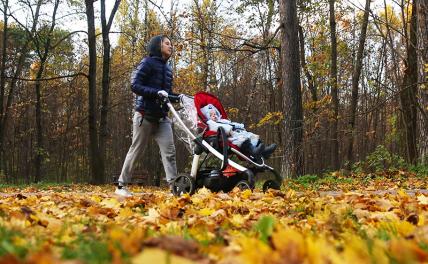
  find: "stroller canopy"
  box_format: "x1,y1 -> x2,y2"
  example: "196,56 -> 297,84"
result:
194,92 -> 228,122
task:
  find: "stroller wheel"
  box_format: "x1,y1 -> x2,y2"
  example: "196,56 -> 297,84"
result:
172,174 -> 195,196
236,180 -> 252,191
262,180 -> 281,192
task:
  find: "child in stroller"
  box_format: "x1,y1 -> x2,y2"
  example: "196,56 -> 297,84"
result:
200,104 -> 277,159
163,91 -> 282,195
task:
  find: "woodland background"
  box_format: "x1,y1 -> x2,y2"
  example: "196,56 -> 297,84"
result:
0,0 -> 426,184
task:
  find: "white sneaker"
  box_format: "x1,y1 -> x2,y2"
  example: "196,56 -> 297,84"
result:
115,187 -> 133,197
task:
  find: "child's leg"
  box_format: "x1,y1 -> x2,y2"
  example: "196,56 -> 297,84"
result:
247,132 -> 260,146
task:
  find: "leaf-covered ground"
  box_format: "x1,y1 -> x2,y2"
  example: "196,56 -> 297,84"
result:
0,172 -> 427,263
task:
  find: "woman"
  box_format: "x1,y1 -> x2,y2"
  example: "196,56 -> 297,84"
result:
115,35 -> 178,197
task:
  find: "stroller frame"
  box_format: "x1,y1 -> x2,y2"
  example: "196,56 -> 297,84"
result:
163,93 -> 282,195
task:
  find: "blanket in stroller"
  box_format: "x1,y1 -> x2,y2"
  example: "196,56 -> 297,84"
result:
200,104 -> 259,147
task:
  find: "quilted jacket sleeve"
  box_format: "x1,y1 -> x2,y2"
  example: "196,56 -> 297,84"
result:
130,58 -> 159,98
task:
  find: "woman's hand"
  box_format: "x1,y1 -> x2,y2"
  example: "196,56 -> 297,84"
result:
157,90 -> 168,98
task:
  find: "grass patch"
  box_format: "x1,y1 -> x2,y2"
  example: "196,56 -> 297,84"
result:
409,164 -> 428,179
61,235 -> 112,264
0,182 -> 70,191
0,226 -> 29,259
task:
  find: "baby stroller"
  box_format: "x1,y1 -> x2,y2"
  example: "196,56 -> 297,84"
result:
162,92 -> 282,196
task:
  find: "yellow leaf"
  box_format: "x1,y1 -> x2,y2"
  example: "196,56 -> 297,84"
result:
271,227 -> 305,262
196,187 -> 212,197
341,233 -> 372,263
418,214 -> 425,226
119,207 -> 133,218
12,236 -> 27,247
59,233 -> 74,244
286,189 -> 296,198
369,211 -> 399,221
417,195 -> 428,205
366,185 -> 376,191
44,217 -> 63,232
379,221 -> 415,237
100,198 -> 120,209
199,208 -> 215,217
144,208 -> 160,223
230,214 -> 245,227
306,236 -> 343,264
110,227 -> 126,241
375,198 -> 393,211
370,239 -> 389,264
235,237 -> 276,264
132,248 -> 194,264
397,189 -> 408,198
240,189 -> 252,199
91,195 -> 102,203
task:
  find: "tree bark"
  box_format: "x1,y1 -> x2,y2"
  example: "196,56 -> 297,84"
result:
298,26 -> 317,103
99,0 -> 121,183
0,0 -> 42,181
279,0 -> 304,177
417,0 -> 428,163
346,0 -> 370,164
0,0 -> 8,176
85,0 -> 103,184
33,0 -> 60,182
399,0 -> 418,164
329,0 -> 340,169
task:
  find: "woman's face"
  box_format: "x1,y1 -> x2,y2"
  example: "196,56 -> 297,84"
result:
161,37 -> 173,59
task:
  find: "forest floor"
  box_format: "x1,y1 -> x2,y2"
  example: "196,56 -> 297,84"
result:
0,170 -> 427,263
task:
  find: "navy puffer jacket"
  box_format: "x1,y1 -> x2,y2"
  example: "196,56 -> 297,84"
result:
131,35 -> 173,117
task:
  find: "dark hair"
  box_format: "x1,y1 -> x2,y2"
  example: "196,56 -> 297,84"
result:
147,35 -> 172,57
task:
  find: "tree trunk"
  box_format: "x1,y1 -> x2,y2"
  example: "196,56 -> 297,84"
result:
298,26 -> 317,103
0,0 -> 42,182
417,0 -> 428,163
85,0 -> 103,184
346,0 -> 370,164
99,0 -> 121,183
279,0 -> 304,177
329,0 -> 340,169
0,0 -> 8,176
399,0 -> 418,164
33,0 -> 60,182
34,69 -> 45,183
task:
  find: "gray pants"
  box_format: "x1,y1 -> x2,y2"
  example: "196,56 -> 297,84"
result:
118,112 -> 177,185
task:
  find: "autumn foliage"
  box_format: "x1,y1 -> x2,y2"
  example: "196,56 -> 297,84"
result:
0,171 -> 427,263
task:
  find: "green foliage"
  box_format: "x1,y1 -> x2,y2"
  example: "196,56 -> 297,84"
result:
420,242 -> 428,252
61,235 -> 112,264
7,24 -> 29,49
386,114 -> 400,145
352,145 -> 406,173
253,215 -> 276,244
0,182 -> 74,191
287,173 -> 355,190
375,228 -> 391,241
409,164 -> 428,178
236,0 -> 277,30
320,175 -> 354,185
295,174 -> 319,186
0,226 -> 28,259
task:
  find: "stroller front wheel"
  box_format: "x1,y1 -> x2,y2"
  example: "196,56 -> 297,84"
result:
236,180 -> 252,191
172,174 -> 195,196
262,179 -> 281,192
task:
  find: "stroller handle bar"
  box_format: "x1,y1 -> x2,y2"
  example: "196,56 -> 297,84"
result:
168,94 -> 180,102
159,93 -> 193,105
